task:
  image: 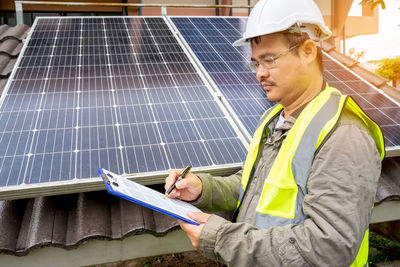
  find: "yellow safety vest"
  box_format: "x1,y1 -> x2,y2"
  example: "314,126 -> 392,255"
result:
237,85 -> 385,266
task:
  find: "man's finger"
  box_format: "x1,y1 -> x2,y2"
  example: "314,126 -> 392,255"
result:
166,188 -> 179,198
172,190 -> 180,198
165,169 -> 181,190
164,175 -> 173,190
187,211 -> 211,224
164,178 -> 175,191
178,219 -> 192,232
175,178 -> 188,189
178,219 -> 202,251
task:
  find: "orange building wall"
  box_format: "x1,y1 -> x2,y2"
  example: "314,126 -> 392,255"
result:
1,0 -> 250,17
315,0 -> 378,48
139,0 -> 232,16
0,0 -> 128,13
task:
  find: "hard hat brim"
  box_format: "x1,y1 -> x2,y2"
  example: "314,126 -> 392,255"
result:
232,37 -> 248,47
232,24 -> 332,47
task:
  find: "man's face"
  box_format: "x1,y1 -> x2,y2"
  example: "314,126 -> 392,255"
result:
250,34 -> 306,107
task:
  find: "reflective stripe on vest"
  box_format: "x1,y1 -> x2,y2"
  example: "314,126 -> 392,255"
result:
350,229 -> 369,267
237,104 -> 283,204
238,85 -> 385,266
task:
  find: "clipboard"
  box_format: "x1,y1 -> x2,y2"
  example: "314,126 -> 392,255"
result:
98,168 -> 201,225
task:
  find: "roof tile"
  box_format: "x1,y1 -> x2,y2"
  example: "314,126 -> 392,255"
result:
0,191 -> 180,256
0,24 -> 29,80
0,55 -> 17,78
0,78 -> 7,95
0,25 -> 10,38
325,49 -> 359,68
376,157 -> 400,203
0,24 -> 30,41
0,39 -> 23,57
350,64 -> 388,88
379,84 -> 400,102
320,41 -> 336,52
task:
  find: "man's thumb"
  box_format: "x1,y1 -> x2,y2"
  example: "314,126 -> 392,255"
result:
187,211 -> 209,224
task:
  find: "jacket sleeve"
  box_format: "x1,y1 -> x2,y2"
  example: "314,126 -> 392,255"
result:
198,120 -> 382,266
191,169 -> 243,212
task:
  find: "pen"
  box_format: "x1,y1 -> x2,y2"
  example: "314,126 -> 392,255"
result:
164,165 -> 192,199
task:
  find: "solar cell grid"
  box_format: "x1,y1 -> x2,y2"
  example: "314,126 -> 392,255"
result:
2,15 -> 400,199
171,17 -> 273,136
172,17 -> 400,151
381,126 -> 400,147
323,54 -> 400,147
380,107 -> 400,124
0,16 -> 247,197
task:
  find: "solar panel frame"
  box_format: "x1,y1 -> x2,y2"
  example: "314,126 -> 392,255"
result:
0,16 -> 249,200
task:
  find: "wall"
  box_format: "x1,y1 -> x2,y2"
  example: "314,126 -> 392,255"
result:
138,0 -> 254,16
0,0 -> 128,13
315,0 -> 379,49
1,0 -> 254,22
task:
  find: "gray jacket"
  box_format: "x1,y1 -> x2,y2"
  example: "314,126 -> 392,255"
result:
193,108 -> 382,266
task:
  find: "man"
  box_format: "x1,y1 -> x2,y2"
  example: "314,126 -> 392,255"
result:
165,0 -> 385,266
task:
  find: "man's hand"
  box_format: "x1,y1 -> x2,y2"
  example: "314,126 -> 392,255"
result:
179,211 -> 211,250
165,169 -> 203,201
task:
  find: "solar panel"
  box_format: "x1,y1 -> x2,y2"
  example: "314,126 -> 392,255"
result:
170,17 -> 274,138
0,17 -> 248,200
2,16 -> 399,200
171,16 -> 400,156
322,53 -> 400,154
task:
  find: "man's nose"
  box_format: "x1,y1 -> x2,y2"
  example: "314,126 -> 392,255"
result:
256,65 -> 270,81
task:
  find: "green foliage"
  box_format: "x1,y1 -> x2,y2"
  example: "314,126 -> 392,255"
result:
360,0 -> 386,9
144,256 -> 160,267
374,57 -> 400,87
368,232 -> 400,267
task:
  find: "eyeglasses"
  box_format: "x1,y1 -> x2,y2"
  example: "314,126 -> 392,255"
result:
248,45 -> 299,73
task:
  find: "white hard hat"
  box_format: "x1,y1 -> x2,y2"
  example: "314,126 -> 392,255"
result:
233,0 -> 332,46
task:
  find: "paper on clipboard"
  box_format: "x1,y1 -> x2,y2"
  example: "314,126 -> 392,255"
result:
98,168 -> 201,225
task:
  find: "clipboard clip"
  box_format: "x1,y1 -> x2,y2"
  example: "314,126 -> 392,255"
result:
101,173 -> 111,184
101,170 -> 119,187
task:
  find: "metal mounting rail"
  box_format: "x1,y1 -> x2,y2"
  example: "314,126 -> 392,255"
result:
15,1 -> 253,24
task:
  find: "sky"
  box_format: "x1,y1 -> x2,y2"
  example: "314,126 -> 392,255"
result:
345,0 -> 400,62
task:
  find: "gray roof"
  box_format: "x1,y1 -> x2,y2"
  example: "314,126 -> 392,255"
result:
0,187 -> 180,256
0,24 -> 29,94
0,24 -> 399,255
377,157 -> 400,203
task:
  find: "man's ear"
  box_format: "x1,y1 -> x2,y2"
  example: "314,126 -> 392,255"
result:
299,39 -> 318,65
